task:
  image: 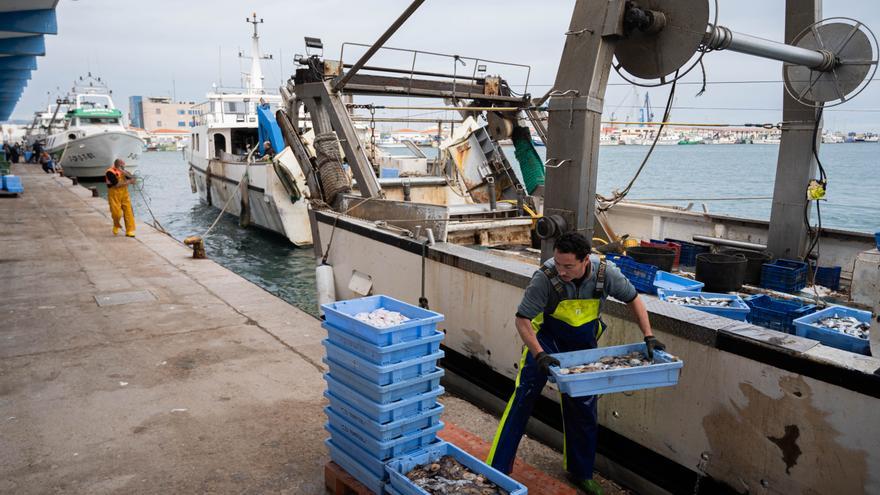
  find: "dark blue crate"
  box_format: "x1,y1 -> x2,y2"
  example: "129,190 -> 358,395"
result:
875,231 -> 880,250
605,254 -> 658,294
325,438 -> 387,494
325,389 -> 443,441
814,266 -> 842,291
744,294 -> 816,334
386,441 -> 527,495
325,407 -> 443,460
794,306 -> 872,355
547,343 -> 684,396
664,238 -> 710,267
761,259 -> 808,293
323,339 -> 443,386
658,289 -> 751,321
324,374 -> 444,424
323,322 -> 444,365
324,359 -> 444,404
322,295 -> 444,346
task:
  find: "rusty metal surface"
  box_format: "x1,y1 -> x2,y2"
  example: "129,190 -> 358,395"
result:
339,195 -> 449,241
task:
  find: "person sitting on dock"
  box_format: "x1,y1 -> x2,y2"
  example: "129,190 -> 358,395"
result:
487,231 -> 664,495
105,158 -> 136,237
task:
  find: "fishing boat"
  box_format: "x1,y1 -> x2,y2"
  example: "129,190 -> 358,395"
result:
22,99 -> 69,148
186,14 -> 312,246
272,1 -> 880,492
44,74 -> 143,178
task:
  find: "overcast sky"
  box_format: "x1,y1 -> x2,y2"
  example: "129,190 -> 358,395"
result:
11,0 -> 880,132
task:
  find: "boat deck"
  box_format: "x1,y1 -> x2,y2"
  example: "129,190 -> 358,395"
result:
0,165 -> 628,494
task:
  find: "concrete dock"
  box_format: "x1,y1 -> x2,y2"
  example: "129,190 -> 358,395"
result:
0,166 -> 628,494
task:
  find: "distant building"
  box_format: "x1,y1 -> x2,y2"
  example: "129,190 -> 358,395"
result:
128,96 -> 200,132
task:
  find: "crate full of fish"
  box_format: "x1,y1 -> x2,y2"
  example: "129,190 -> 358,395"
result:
547,342 -> 684,397
385,441 -> 527,495
323,322 -> 445,365
322,339 -> 443,386
657,288 -> 750,321
321,295 -> 444,346
793,306 -> 872,355
743,294 -> 816,334
324,374 -> 445,424
324,357 -> 444,404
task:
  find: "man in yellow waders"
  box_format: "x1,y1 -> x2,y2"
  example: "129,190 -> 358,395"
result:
105,158 -> 136,237
487,232 -> 665,495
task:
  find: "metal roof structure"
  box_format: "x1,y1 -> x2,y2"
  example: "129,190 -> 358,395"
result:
0,0 -> 59,121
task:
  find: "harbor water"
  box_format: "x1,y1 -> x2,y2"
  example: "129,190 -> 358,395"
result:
102,145 -> 880,317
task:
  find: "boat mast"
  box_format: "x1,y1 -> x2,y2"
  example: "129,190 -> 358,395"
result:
244,13 -> 267,93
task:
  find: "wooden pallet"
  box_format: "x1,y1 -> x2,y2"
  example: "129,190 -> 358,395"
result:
324,461 -> 377,495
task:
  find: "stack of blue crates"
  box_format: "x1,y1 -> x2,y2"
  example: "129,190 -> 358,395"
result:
2,175 -> 23,193
321,295 -> 446,494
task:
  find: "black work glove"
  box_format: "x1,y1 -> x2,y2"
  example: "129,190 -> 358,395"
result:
644,336 -> 666,360
535,351 -> 561,375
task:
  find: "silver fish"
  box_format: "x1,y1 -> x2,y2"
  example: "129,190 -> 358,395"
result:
406,455 -> 508,495
817,314 -> 870,339
559,351 -> 652,374
666,295 -> 733,307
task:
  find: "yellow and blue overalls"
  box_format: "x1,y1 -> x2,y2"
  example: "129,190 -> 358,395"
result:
488,261 -> 607,481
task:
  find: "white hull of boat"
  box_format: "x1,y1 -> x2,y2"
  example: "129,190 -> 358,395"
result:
48,132 -> 142,178
188,149 -> 312,246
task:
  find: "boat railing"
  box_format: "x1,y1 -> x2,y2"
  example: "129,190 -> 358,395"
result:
338,42 -> 532,96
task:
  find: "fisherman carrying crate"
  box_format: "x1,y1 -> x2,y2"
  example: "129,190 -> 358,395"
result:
487,232 -> 664,495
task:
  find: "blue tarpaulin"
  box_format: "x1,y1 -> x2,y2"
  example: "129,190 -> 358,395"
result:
257,104 -> 285,157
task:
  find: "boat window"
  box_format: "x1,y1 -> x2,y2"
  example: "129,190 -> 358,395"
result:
230,128 -> 258,156
213,133 -> 227,158
223,101 -> 246,114
83,117 -> 120,124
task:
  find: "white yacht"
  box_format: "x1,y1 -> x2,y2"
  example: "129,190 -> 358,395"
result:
44,74 -> 143,178
186,15 -> 313,246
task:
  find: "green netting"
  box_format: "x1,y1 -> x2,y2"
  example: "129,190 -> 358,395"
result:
513,135 -> 544,194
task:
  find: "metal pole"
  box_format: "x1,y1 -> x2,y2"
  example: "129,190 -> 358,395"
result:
333,0 -> 426,92
704,24 -> 834,70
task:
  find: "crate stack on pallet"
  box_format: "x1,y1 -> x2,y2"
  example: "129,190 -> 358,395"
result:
321,295 -> 527,494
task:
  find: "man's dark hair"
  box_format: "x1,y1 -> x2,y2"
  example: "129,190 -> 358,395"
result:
554,232 -> 592,261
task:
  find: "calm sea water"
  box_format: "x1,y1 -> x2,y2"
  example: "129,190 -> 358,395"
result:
107,145 -> 879,316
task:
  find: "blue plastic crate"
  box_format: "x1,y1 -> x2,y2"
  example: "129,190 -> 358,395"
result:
793,306 -> 872,355
322,295 -> 444,346
324,374 -> 445,424
325,438 -> 387,494
326,424 -> 389,479
606,254 -> 659,294
814,266 -> 842,291
658,288 -> 750,321
326,389 -> 443,442
761,259 -> 808,293
324,359 -> 444,404
323,339 -> 443,386
664,238 -> 710,267
653,271 -> 704,292
325,407 -> 443,460
323,322 -> 444,365
875,231 -> 880,251
744,294 -> 816,334
386,441 -> 527,495
547,342 -> 684,397
3,175 -> 23,193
